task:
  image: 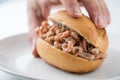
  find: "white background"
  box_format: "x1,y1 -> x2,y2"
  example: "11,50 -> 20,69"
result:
0,0 -> 120,80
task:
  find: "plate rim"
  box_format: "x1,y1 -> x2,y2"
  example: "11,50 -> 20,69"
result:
0,66 -> 39,80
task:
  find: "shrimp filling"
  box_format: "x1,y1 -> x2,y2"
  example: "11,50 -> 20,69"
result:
35,21 -> 106,60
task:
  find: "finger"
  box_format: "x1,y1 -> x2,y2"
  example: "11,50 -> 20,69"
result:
32,38 -> 39,57
32,47 -> 39,57
60,0 -> 82,17
99,0 -> 111,24
28,0 -> 44,30
81,0 -> 107,28
37,0 -> 51,20
28,0 -> 44,43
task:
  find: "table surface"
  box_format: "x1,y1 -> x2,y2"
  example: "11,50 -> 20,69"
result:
0,0 -> 120,80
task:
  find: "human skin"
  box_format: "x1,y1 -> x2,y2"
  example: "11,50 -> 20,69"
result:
27,0 -> 110,57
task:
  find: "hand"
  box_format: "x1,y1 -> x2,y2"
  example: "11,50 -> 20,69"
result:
28,0 -> 110,57
28,0 -> 61,57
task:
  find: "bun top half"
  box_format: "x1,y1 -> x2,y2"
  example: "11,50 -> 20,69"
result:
48,10 -> 108,54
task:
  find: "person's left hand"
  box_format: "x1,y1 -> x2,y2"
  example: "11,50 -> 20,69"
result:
28,0 -> 61,57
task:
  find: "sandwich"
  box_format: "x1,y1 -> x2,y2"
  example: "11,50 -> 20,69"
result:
35,10 -> 108,73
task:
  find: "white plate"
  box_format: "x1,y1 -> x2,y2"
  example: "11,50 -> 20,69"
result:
0,33 -> 120,80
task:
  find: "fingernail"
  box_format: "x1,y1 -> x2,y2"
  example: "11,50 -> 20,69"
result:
74,6 -> 82,17
97,16 -> 106,28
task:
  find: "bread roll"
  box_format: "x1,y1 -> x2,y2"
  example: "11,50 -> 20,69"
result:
36,10 -> 108,73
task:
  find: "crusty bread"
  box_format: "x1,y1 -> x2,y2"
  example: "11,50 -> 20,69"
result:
36,10 -> 108,73
37,38 -> 104,73
48,10 -> 108,54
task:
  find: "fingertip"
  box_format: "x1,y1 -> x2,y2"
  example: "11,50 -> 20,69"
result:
96,24 -> 105,29
107,16 -> 111,25
32,43 -> 39,57
32,49 -> 39,57
31,37 -> 39,57
93,16 -> 107,29
72,6 -> 82,17
67,6 -> 82,18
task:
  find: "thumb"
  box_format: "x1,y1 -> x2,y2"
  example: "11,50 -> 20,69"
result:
32,37 -> 40,57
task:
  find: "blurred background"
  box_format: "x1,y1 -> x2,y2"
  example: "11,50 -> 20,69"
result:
0,0 -> 120,39
0,0 -> 27,40
0,0 -> 120,80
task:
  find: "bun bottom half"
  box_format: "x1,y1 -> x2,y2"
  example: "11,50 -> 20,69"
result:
37,38 -> 104,73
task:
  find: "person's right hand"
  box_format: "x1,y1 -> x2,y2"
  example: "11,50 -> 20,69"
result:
28,0 -> 111,57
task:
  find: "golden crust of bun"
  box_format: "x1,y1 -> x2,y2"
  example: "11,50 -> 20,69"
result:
37,38 -> 104,73
48,10 -> 108,54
